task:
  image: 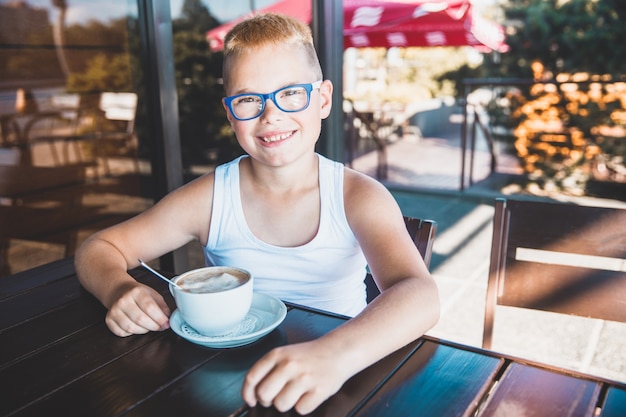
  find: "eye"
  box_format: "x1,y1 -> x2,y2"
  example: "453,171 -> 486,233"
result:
234,95 -> 261,105
279,87 -> 305,98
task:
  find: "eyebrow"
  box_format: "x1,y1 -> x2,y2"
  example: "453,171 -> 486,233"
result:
229,82 -> 308,96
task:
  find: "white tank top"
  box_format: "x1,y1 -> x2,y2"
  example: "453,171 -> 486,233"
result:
204,154 -> 368,316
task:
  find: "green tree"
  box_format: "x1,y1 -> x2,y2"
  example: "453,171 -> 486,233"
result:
176,0 -> 218,32
67,53 -> 132,92
0,22 -> 63,81
172,0 -> 241,170
486,0 -> 626,193
495,0 -> 626,78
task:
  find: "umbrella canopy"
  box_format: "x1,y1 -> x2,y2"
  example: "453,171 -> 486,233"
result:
207,0 -> 313,52
206,0 -> 508,52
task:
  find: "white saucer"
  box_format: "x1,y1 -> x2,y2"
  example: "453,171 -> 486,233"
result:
170,292 -> 287,348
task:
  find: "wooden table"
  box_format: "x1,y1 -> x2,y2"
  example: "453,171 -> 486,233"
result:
2,258 -> 625,417
0,164 -> 86,200
0,164 -> 92,275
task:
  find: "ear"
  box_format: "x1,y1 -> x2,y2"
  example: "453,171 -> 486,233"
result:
319,79 -> 333,120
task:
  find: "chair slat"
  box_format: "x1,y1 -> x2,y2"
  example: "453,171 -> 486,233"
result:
483,198 -> 626,349
365,216 -> 437,303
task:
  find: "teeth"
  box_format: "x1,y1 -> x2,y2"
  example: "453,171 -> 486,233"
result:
261,132 -> 292,143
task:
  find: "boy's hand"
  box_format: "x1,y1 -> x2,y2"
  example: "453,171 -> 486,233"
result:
105,283 -> 171,337
242,341 -> 349,414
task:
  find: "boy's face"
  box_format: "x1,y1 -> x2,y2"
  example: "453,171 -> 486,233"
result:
222,43 -> 332,168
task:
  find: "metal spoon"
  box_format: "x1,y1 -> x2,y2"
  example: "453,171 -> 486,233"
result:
138,259 -> 182,289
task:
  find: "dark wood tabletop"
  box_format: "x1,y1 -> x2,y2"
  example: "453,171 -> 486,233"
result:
1,257 -> 625,417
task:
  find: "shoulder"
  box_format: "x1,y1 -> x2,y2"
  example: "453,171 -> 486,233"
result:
342,166 -> 403,230
343,166 -> 392,203
167,170 -> 215,201
172,154 -> 244,200
150,170 -> 216,225
151,171 -> 217,245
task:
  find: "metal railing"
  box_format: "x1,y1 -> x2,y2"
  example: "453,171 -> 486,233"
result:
460,78 -> 536,190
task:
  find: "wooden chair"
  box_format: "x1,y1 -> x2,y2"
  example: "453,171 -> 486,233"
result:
25,92 -> 139,176
18,94 -> 83,166
94,92 -> 139,175
365,216 -> 437,303
0,164 -> 92,276
483,197 -> 626,349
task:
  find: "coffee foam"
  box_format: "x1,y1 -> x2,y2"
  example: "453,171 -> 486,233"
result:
180,272 -> 243,293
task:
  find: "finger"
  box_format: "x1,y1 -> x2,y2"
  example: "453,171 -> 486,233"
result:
105,317 -> 131,337
107,299 -> 155,335
148,295 -> 172,330
294,388 -> 327,416
252,361 -> 300,408
105,311 -> 148,337
127,308 -> 165,332
272,379 -> 307,413
155,294 -> 172,316
242,353 -> 282,406
133,298 -> 170,331
294,375 -> 344,415
126,288 -> 171,332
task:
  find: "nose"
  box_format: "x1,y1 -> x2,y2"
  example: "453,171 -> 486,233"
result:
259,96 -> 284,122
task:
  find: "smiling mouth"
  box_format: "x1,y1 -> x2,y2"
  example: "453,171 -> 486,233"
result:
260,131 -> 295,143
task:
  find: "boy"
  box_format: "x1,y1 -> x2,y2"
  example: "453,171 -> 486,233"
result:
75,13 -> 439,414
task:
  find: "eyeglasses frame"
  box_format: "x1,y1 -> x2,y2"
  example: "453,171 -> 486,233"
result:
223,80 -> 323,121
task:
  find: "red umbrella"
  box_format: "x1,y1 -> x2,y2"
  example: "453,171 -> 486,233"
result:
344,0 -> 508,51
207,0 -> 508,52
207,0 -> 313,52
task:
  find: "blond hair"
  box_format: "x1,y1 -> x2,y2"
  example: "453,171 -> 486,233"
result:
222,13 -> 322,88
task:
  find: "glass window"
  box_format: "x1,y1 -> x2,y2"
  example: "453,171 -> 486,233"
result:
0,0 -> 314,276
0,0 -> 150,276
168,0 -> 302,269
168,0 -> 295,182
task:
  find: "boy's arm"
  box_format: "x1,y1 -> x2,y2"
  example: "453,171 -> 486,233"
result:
74,174 -> 215,336
75,234 -> 172,336
242,169 -> 440,414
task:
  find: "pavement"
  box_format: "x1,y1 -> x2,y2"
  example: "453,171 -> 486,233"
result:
349,131 -> 626,385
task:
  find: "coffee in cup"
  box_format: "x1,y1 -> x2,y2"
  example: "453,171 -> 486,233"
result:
170,266 -> 253,336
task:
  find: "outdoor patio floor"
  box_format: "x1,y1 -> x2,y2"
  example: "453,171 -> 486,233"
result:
350,130 -> 626,385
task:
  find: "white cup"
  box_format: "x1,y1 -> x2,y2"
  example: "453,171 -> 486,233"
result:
170,266 -> 253,336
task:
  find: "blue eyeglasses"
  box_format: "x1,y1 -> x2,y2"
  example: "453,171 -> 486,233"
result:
223,80 -> 322,121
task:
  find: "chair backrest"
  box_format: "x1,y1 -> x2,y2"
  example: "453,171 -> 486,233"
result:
365,216 -> 437,303
0,148 -> 21,165
99,92 -> 138,133
483,198 -> 626,349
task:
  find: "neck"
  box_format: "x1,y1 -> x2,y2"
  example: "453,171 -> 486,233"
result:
243,153 -> 319,193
